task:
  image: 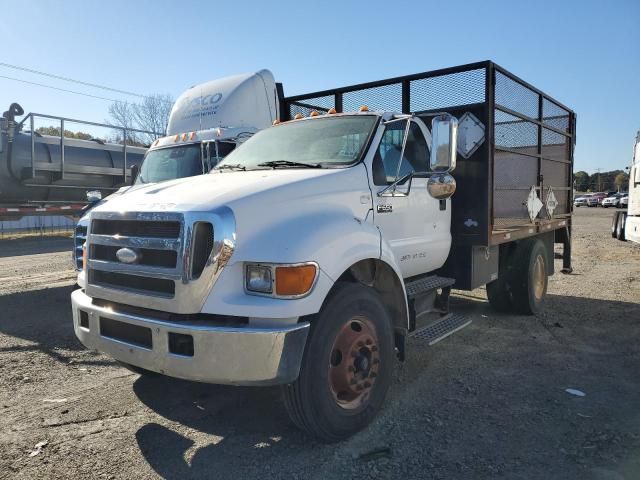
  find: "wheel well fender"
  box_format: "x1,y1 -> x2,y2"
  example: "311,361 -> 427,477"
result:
328,258 -> 409,360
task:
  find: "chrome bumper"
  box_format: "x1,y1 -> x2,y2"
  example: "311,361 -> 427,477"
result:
71,289 -> 309,386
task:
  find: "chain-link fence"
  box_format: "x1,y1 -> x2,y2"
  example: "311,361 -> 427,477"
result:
0,215 -> 76,239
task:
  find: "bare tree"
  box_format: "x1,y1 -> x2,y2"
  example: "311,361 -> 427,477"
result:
107,94 -> 174,145
614,172 -> 629,192
107,101 -> 140,144
132,94 -> 173,141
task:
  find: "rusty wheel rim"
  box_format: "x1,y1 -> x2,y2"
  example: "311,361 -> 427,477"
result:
328,315 -> 380,411
533,254 -> 546,301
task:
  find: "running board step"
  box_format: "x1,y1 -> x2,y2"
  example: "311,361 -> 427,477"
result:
405,275 -> 455,298
410,313 -> 471,346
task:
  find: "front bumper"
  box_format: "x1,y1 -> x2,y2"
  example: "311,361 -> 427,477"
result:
71,289 -> 309,386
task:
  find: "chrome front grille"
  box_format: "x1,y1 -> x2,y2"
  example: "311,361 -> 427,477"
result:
74,224 -> 87,270
85,208 -> 236,314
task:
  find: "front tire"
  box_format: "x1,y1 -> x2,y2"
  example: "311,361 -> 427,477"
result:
282,282 -> 394,442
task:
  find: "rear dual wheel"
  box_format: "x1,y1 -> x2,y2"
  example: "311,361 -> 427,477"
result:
615,212 -> 627,241
283,283 -> 394,442
486,239 -> 548,315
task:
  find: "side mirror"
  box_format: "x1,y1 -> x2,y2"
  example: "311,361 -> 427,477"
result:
130,164 -> 139,184
430,114 -> 458,172
86,190 -> 102,204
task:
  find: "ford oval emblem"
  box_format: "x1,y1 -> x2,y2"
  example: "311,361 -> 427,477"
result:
116,247 -> 139,264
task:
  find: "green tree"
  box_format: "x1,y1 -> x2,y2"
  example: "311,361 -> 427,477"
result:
574,171 -> 589,192
36,126 -> 94,140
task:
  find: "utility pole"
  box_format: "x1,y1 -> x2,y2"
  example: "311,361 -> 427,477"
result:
595,168 -> 602,191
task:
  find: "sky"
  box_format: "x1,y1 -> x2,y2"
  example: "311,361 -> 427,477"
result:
1,0 -> 638,173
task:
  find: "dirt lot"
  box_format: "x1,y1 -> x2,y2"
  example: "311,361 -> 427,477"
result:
0,208 -> 638,480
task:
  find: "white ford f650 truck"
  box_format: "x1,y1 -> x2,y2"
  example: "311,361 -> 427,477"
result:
612,131 -> 640,243
73,70 -> 279,270
71,62 -> 576,440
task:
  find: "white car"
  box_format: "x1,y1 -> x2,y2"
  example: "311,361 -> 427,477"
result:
602,196 -> 619,208
574,195 -> 590,207
620,195 -> 629,208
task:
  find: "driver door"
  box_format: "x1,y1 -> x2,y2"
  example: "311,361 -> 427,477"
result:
370,118 -> 450,278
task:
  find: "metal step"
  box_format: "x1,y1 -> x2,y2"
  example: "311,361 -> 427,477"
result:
405,275 -> 455,297
410,313 -> 471,346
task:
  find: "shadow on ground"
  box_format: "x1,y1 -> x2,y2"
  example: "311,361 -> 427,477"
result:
131,293 -> 640,480
0,284 -> 112,367
0,236 -> 72,258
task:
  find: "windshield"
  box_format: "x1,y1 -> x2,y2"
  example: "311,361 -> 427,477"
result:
136,144 -> 203,184
215,115 -> 378,170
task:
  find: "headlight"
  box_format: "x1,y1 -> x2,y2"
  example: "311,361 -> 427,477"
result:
245,264 -> 273,293
245,262 -> 318,298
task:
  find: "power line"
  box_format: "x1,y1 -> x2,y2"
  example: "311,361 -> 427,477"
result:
0,62 -> 173,105
0,74 -> 119,103
0,61 -> 147,99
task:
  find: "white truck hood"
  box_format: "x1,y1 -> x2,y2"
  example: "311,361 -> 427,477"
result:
91,168 -> 360,214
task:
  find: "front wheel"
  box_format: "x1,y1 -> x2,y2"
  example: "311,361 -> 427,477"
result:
282,282 -> 394,442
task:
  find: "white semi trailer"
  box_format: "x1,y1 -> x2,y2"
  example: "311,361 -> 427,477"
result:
73,70 -> 279,269
71,62 -> 576,441
612,131 -> 640,243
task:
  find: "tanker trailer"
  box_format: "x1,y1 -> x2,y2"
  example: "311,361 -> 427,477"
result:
0,102 -> 152,218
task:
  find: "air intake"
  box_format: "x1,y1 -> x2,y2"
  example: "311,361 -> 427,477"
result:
190,222 -> 214,279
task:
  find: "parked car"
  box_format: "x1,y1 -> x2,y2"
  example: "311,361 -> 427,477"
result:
602,195 -> 621,208
574,194 -> 591,207
620,195 -> 629,208
588,193 -> 607,206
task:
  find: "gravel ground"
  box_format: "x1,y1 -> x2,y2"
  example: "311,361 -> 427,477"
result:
0,208 -> 639,480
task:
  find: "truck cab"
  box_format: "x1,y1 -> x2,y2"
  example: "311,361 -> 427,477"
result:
71,62 -> 575,441
73,70 -> 279,270
613,131 -> 640,242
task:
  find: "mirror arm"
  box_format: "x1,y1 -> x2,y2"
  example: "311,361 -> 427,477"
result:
377,172 -> 415,197
392,119 -> 412,187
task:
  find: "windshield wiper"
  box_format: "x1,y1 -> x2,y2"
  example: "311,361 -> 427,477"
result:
257,160 -> 322,169
216,163 -> 246,171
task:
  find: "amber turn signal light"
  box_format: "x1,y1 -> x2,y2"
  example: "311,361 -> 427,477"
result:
275,264 -> 317,296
